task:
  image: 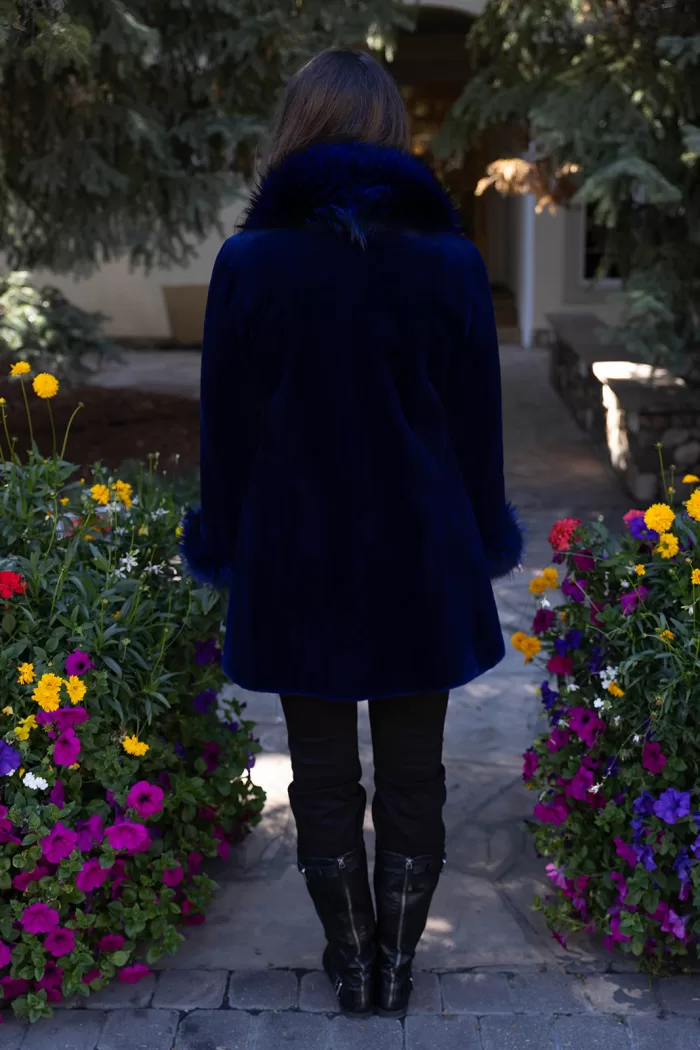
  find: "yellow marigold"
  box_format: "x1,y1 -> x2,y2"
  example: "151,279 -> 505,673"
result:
32,372 -> 59,399
529,576 -> 547,595
683,474 -> 700,484
608,682 -> 625,698
137,524 -> 149,537
17,662 -> 35,685
112,479 -> 133,509
644,503 -> 675,534
659,629 -> 675,643
15,714 -> 38,741
634,564 -> 646,576
9,361 -> 31,376
90,483 -> 110,505
66,675 -> 86,705
692,568 -> 700,586
175,523 -> 184,539
79,477 -> 85,484
542,567 -> 559,589
32,673 -> 64,712
511,631 -> 528,653
69,763 -> 80,770
521,636 -> 542,664
0,397 -> 5,405
59,497 -> 69,506
122,735 -> 149,757
655,533 -> 679,560
685,490 -> 700,522
2,706 -> 13,715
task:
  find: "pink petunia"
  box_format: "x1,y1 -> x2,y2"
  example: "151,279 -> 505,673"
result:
547,654 -> 574,677
545,863 -> 568,891
37,962 -> 64,1002
53,728 -> 81,766
44,926 -> 75,958
534,798 -> 568,825
623,509 -> 645,524
13,864 -> 50,892
546,727 -> 571,753
118,963 -> 151,984
621,585 -> 649,616
20,901 -> 60,934
77,813 -> 104,851
0,976 -> 30,999
188,851 -> 203,876
76,857 -> 112,893
614,836 -> 638,868
522,750 -> 539,780
0,940 -> 11,968
125,781 -> 164,819
202,741 -> 221,773
65,650 -> 95,676
41,821 -> 78,863
565,765 -> 595,802
97,933 -> 125,953
569,707 -> 605,748
642,741 -> 667,775
104,821 -> 149,853
573,550 -> 596,572
532,608 -> 556,635
82,968 -> 102,985
54,706 -> 89,732
50,780 -> 65,809
610,871 -> 628,901
162,866 -> 184,887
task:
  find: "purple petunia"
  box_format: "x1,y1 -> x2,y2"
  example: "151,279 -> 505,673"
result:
0,739 -> 21,777
614,836 -> 638,868
561,577 -> 587,603
635,844 -> 657,872
555,629 -> 583,655
540,681 -> 559,711
533,607 -> 556,635
194,639 -> 222,665
192,689 -> 217,714
633,791 -> 656,817
621,586 -> 649,616
653,788 -> 691,825
628,516 -> 659,544
673,848 -> 694,885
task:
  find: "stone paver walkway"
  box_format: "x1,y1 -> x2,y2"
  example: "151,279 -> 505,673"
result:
14,348 -> 696,1048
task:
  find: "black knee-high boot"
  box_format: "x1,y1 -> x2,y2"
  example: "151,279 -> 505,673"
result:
374,850 -> 445,1018
298,846 -> 376,1017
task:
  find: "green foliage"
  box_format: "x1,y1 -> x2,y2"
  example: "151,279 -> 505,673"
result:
0,379 -> 265,1021
518,486 -> 700,970
0,0 -> 406,273
0,272 -> 119,384
441,0 -> 700,377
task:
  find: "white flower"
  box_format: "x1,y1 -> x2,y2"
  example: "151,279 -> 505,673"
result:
23,772 -> 48,791
633,734 -> 642,744
589,783 -> 602,794
600,666 -> 618,688
614,715 -> 622,726
620,580 -> 631,589
119,553 -> 138,573
3,766 -> 17,778
131,494 -> 139,506
626,565 -> 636,574
593,698 -> 605,710
566,680 -> 579,693
151,507 -> 168,519
540,597 -> 552,609
143,563 -> 165,576
557,718 -> 569,729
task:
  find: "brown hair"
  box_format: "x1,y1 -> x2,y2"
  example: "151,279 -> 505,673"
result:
265,48 -> 410,171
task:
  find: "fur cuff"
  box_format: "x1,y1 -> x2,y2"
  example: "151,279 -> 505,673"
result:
180,508 -> 233,589
486,502 -> 525,579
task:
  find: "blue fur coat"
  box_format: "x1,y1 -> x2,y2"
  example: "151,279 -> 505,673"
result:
182,142 -> 523,701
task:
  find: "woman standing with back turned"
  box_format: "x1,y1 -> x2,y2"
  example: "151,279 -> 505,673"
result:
182,48 -> 523,1020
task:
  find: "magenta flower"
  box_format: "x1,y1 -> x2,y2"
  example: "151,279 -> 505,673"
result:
76,857 -> 112,893
608,913 -> 632,945
0,807 -> 20,845
20,901 -> 60,934
36,963 -> 63,1003
54,706 -> 89,732
0,940 -> 12,968
569,707 -> 605,748
188,851 -> 203,876
614,836 -> 638,868
561,577 -> 587,603
82,968 -> 102,985
621,585 -> 649,616
163,865 -> 184,887
642,741 -> 667,775
565,765 -> 595,802
0,977 -> 30,999
13,864 -> 49,892
534,798 -> 568,825
202,740 -> 221,773
41,821 -> 78,863
547,654 -> 574,677
610,872 -> 628,901
545,863 -> 568,890
532,608 -> 556,635
65,649 -> 94,676
44,926 -> 76,958
118,963 -> 151,984
546,727 -> 571,753
54,728 -> 81,766
77,813 -> 104,851
522,750 -> 539,781
126,780 -> 164,818
217,839 -> 231,861
98,933 -> 125,953
105,820 -> 149,852
572,549 -> 596,572
50,780 -> 65,809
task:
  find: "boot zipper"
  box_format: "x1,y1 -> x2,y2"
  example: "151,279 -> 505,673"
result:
388,857 -> 412,1004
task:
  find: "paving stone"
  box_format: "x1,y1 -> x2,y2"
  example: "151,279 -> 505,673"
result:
97,1008 -> 178,1050
299,971 -> 339,1013
253,1011 -> 332,1048
404,1014 -> 481,1050
554,1014 -> 633,1050
228,969 -> 298,1010
84,974 -> 155,1010
21,1010 -> 107,1050
508,971 -> 588,1014
441,972 -> 512,1014
0,1017 -> 28,1050
580,974 -> 659,1015
407,971 -> 442,1015
152,969 -> 227,1011
629,1015 -> 700,1050
657,977 -> 700,1017
329,1015 -> 403,1049
176,1010 -> 255,1049
480,1015 -> 557,1050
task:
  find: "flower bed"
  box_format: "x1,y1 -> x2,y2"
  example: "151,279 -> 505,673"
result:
516,477 -> 700,970
0,365 -> 264,1023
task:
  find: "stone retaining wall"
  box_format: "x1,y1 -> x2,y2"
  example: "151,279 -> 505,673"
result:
549,313 -> 700,502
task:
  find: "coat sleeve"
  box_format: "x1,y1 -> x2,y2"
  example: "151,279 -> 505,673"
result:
181,237 -> 259,587
443,242 -> 524,578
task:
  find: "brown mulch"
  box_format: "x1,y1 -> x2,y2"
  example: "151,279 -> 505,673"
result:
0,385 -> 200,474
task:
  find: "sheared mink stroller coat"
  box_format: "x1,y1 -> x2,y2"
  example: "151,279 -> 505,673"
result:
182,141 -> 523,701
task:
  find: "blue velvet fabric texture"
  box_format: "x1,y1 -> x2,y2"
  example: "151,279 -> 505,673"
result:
182,142 -> 524,701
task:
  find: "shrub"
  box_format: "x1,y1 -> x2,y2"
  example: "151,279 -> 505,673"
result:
0,365 -> 264,1023
517,478 -> 700,971
0,272 -> 119,385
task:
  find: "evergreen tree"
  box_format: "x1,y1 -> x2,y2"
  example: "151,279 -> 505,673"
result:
0,0 -> 404,272
440,1 -> 700,375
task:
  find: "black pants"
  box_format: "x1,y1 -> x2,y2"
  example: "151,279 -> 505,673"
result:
280,692 -> 449,859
